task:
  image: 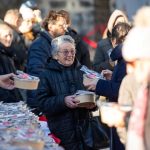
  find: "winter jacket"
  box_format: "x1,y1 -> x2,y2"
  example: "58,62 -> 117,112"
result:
66,28 -> 91,68
0,43 -> 22,102
27,30 -> 52,108
95,44 -> 126,102
95,44 -> 126,150
37,59 -> 91,150
93,38 -> 113,72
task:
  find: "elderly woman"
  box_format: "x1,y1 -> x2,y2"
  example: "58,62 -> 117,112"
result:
37,35 -> 96,150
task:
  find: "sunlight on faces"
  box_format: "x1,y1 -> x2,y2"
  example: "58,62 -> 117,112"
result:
55,42 -> 76,66
0,24 -> 13,47
19,19 -> 33,33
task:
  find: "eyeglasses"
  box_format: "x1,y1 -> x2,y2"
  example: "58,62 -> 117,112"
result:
58,49 -> 76,56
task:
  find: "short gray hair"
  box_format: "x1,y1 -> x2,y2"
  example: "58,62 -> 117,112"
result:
51,35 -> 75,57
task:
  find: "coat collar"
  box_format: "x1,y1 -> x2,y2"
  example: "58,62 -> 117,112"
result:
0,43 -> 14,57
40,30 -> 53,45
46,58 -> 81,71
110,44 -> 123,61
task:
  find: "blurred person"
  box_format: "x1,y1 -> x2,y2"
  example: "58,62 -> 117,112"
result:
20,0 -> 42,23
85,22 -> 131,99
58,10 -> 91,68
93,9 -> 129,73
19,1 -> 42,48
27,10 -> 67,114
0,23 -> 22,102
101,27 -> 150,148
85,22 -> 131,150
133,6 -> 150,27
122,27 -> 150,150
98,6 -> 150,147
37,35 -> 96,150
4,9 -> 27,71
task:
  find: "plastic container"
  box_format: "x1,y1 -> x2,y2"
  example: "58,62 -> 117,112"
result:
14,77 -> 40,90
75,91 -> 95,107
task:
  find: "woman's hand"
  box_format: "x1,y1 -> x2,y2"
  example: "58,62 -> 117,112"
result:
64,95 -> 80,109
101,69 -> 112,80
0,73 -> 16,89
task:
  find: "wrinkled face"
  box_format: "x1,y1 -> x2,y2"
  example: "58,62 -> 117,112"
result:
55,42 -> 76,66
48,16 -> 67,38
0,28 -> 13,47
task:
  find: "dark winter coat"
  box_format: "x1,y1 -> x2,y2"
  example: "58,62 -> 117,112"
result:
27,30 -> 52,108
95,44 -> 126,150
5,23 -> 27,71
93,38 -> 113,72
37,59 -> 92,150
66,28 -> 91,68
0,43 -> 22,102
95,44 -> 126,102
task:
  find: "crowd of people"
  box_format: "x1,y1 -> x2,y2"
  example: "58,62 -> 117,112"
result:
0,0 -> 150,150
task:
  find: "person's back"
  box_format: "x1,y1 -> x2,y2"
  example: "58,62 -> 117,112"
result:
93,9 -> 129,73
93,38 -> 113,72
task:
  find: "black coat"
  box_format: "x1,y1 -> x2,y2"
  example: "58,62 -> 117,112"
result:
11,28 -> 27,71
37,59 -> 91,150
93,38 -> 113,72
27,31 -> 52,108
0,43 -> 22,102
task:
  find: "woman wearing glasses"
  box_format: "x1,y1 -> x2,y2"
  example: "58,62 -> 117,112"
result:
36,35 -> 96,150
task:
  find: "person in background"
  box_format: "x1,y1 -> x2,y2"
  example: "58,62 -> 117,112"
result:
58,10 -> 91,68
4,9 -> 27,71
84,22 -> 131,150
27,10 -> 67,114
93,9 -> 129,73
0,23 -> 22,102
19,1 -> 42,48
37,35 -> 95,150
122,26 -> 150,150
99,7 -> 150,147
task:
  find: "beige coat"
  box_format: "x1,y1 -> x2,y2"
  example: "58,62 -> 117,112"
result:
117,73 -> 140,144
118,73 -> 140,106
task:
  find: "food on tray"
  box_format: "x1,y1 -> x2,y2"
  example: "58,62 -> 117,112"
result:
14,71 -> 40,90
